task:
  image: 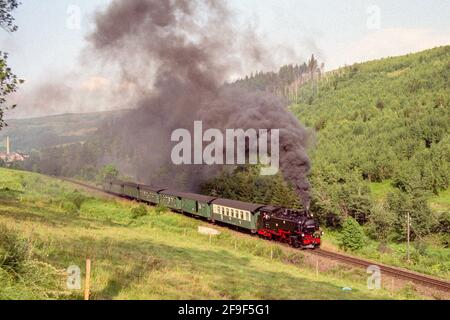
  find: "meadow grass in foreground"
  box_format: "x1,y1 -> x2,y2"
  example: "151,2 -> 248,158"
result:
0,168 -> 427,300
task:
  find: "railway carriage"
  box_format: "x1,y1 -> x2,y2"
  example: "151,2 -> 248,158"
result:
159,190 -> 184,211
211,198 -> 264,233
102,180 -> 112,193
123,182 -> 140,199
178,193 -> 217,219
139,185 -> 166,205
110,180 -> 124,195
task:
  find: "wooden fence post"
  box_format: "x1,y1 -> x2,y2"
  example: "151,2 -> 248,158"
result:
84,258 -> 91,301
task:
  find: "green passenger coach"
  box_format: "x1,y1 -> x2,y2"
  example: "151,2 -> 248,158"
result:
159,190 -> 183,211
178,193 -> 217,219
123,182 -> 140,199
110,180 -> 124,195
211,199 -> 264,233
139,185 -> 166,205
102,180 -> 112,193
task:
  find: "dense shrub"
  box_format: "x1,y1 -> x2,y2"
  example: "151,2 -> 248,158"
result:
61,200 -> 78,214
155,205 -> 168,215
366,204 -> 395,242
387,191 -> 437,241
0,224 -> 32,274
338,218 -> 366,251
65,191 -> 89,209
97,164 -> 119,183
435,212 -> 450,234
131,204 -> 148,219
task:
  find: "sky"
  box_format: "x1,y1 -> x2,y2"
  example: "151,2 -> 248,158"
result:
1,0 -> 450,118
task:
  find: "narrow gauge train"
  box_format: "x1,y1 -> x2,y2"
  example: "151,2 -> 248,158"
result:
103,180 -> 322,249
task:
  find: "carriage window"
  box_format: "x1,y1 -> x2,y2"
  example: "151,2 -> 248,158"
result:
226,208 -> 229,215
221,207 -> 224,215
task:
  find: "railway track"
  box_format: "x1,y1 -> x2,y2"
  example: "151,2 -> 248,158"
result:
60,177 -> 450,293
312,249 -> 450,292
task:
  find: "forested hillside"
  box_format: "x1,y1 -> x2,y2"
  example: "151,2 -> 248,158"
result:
229,54 -> 324,100
294,46 -> 449,191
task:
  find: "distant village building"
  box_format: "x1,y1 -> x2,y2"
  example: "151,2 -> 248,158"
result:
0,136 -> 28,164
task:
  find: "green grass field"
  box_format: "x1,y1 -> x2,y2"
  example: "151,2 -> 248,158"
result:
369,181 -> 395,202
0,168 -> 432,300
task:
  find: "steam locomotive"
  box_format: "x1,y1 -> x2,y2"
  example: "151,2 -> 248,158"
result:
103,180 -> 322,249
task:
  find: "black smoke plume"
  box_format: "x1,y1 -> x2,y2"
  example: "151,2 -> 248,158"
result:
89,0 -> 312,206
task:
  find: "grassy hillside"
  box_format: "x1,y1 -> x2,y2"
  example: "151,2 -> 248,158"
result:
0,110 -> 127,153
0,168 -> 427,300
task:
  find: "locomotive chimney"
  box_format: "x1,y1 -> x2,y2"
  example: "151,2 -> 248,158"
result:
6,136 -> 10,155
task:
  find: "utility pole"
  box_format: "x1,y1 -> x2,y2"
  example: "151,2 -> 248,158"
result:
406,212 -> 411,263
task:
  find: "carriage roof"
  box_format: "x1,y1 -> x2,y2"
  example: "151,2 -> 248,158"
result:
211,198 -> 265,212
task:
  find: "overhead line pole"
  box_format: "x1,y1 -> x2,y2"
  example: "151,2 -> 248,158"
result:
407,212 -> 411,263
